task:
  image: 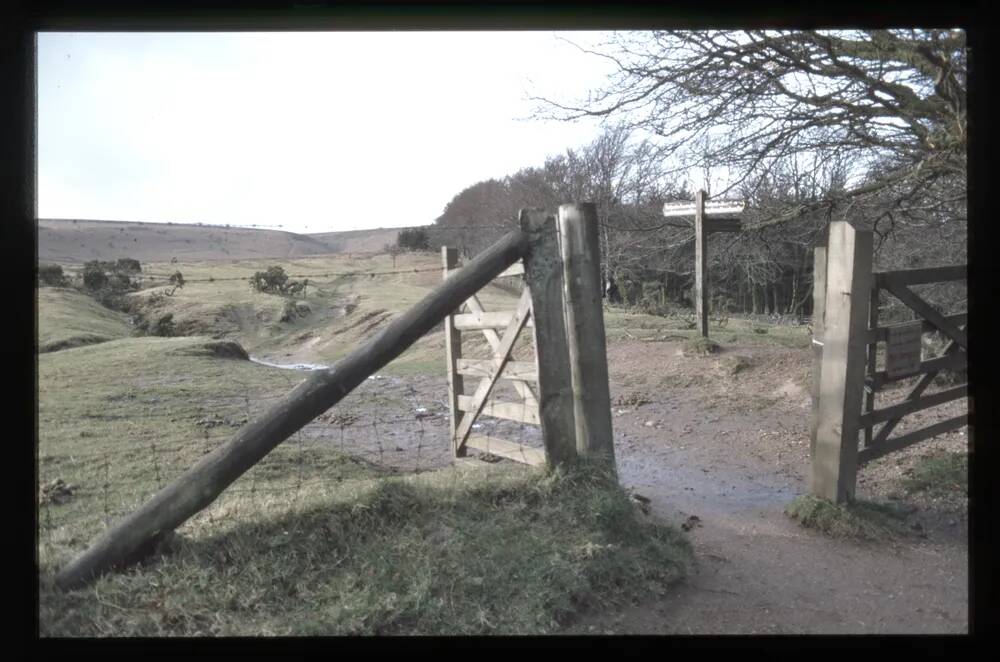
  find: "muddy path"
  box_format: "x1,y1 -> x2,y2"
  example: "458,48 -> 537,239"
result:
566,340 -> 968,634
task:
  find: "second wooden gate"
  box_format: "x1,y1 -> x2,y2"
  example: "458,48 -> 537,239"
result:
809,220 -> 968,503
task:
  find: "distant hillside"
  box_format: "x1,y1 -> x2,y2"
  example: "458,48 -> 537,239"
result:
37,219 -> 337,265
307,227 -> 421,254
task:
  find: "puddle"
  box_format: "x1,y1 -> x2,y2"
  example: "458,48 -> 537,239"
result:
248,356 -> 330,371
617,449 -> 798,517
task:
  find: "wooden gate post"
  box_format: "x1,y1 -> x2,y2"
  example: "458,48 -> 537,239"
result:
557,203 -> 616,470
808,237 -> 828,460
442,247 -> 465,457
521,209 -> 578,467
811,221 -> 873,503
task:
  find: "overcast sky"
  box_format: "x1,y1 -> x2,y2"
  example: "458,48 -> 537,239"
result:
36,31 -> 619,234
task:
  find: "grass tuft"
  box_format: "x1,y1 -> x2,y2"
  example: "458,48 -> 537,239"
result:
784,495 -> 911,542
682,336 -> 720,356
901,452 -> 968,496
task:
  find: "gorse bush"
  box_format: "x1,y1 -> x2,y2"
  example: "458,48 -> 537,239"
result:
38,264 -> 68,287
82,262 -> 109,291
397,228 -> 430,251
81,259 -> 142,293
250,266 -> 307,297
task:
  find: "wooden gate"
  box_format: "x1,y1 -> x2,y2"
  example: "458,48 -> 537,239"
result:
442,251 -> 545,466
810,221 -> 968,503
56,205 -> 617,589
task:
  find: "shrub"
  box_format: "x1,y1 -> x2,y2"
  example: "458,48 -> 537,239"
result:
38,264 -> 68,287
250,266 -> 289,294
81,259 -> 142,294
136,312 -> 176,337
397,228 -> 430,251
167,271 -> 185,296
682,337 -> 720,356
250,266 -> 307,297
115,258 -> 142,274
82,262 -> 109,291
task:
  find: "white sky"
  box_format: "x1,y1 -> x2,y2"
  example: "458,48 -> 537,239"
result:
36,31 -> 618,234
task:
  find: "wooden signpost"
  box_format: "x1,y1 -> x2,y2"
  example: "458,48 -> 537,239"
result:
662,191 -> 744,337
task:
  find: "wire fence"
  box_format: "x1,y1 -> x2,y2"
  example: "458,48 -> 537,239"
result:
37,330 -> 545,559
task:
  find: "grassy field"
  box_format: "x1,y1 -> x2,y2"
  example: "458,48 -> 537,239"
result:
37,287 -> 133,352
36,252 -> 704,636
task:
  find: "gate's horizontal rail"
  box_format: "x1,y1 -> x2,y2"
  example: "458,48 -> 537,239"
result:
863,314 -> 968,344
858,414 -> 968,464
873,265 -> 966,288
881,277 -> 967,350
445,261 -> 524,280
453,311 -> 536,331
465,435 -> 545,466
866,351 -> 967,390
456,359 -> 538,382
858,384 -> 967,427
457,395 -> 540,425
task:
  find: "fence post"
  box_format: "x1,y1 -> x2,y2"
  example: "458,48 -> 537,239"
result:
808,237 -> 828,460
810,221 -> 873,503
442,247 -> 465,457
520,209 -> 578,467
558,203 -> 616,470
694,190 -> 709,337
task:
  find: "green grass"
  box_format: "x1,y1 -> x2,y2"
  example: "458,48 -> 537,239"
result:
37,290 -> 692,636
901,452 -> 968,496
37,286 -> 132,352
784,495 -> 912,541
40,459 -> 692,636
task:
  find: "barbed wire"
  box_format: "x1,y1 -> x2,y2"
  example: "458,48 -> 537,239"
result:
127,266 -> 446,284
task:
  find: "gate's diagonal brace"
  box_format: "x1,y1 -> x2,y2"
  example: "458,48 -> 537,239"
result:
871,324 -> 966,446
882,276 -> 967,350
463,293 -> 539,407
453,289 -> 533,452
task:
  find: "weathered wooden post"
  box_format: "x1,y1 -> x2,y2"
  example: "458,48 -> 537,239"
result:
557,203 -> 616,469
808,238 -> 828,460
521,209 -> 578,467
662,191 -> 744,338
810,221 -> 873,503
442,247 -> 465,457
55,230 -> 530,590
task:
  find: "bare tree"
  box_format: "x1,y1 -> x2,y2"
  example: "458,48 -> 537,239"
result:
533,30 -> 967,230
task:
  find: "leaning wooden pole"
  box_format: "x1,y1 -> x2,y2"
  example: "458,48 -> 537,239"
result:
56,230 -> 529,590
558,203 -> 616,471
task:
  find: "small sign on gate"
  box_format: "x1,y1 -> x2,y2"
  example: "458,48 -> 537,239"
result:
886,321 -> 923,379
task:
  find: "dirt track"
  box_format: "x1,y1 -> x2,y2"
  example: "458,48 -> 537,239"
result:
569,340 -> 968,634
